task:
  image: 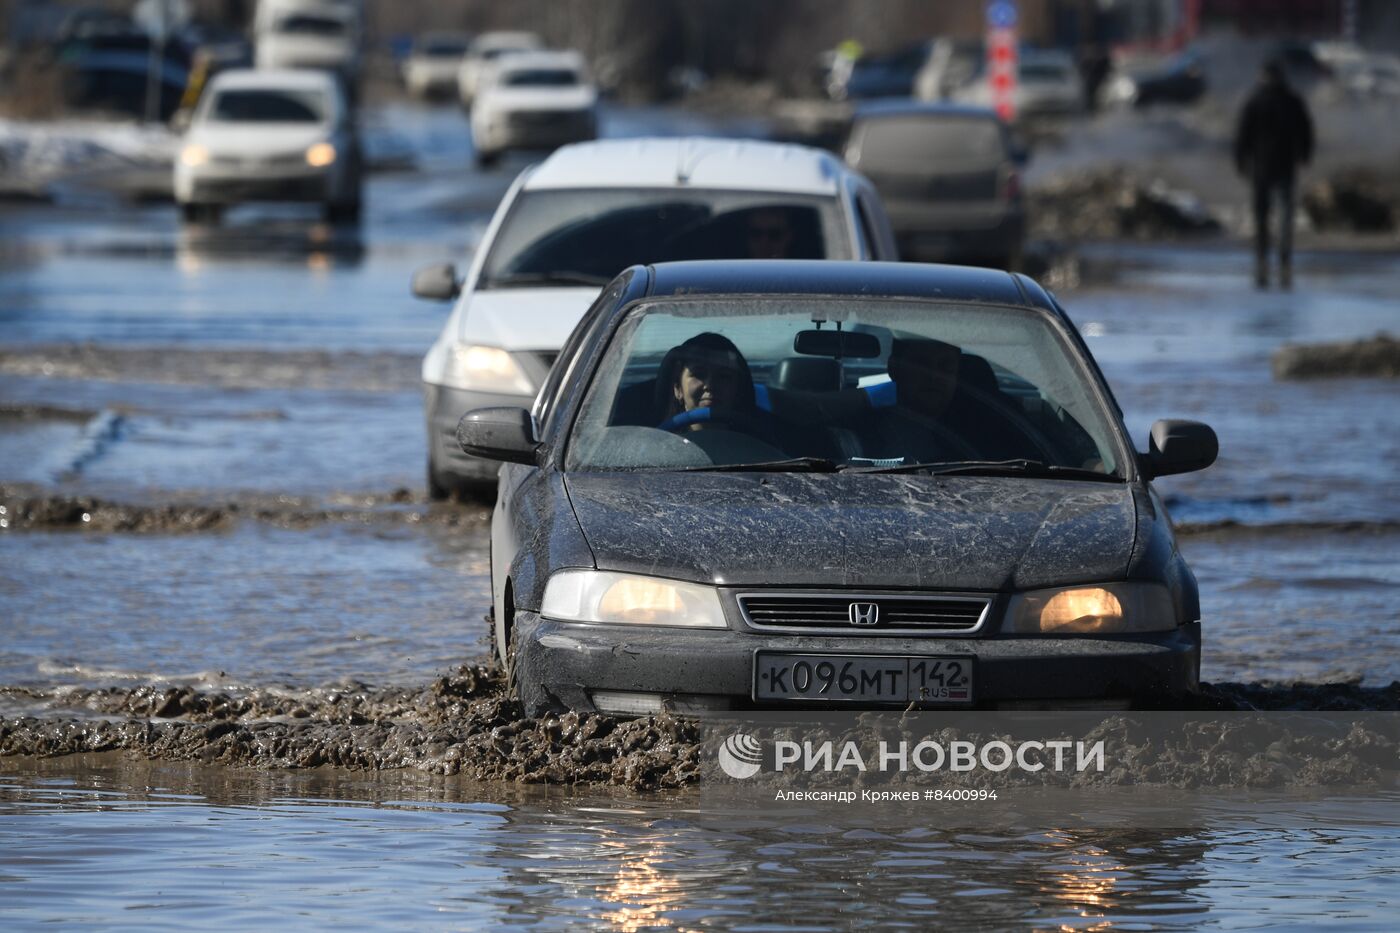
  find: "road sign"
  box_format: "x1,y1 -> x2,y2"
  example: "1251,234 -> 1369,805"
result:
986,1 -> 1019,122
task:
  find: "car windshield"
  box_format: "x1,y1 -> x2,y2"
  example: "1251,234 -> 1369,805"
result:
502,68 -> 580,87
564,298 -> 1124,477
422,37 -> 470,57
480,190 -> 848,289
209,89 -> 326,123
277,15 -> 346,37
1021,62 -> 1073,83
856,115 -> 1004,170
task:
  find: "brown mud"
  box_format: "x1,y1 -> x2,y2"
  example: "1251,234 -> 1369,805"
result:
0,487 -> 489,532
1272,333 -> 1400,381
0,345 -> 421,391
2,673 -> 1395,791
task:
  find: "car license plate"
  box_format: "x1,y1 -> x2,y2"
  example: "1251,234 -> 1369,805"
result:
754,653 -> 973,704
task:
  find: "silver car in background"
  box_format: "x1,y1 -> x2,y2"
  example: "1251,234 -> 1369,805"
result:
402,31 -> 473,100
174,68 -> 362,224
457,30 -> 544,109
469,50 -> 598,167
844,102 -> 1026,268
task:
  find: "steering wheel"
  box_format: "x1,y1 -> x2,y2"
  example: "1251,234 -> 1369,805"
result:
658,406 -> 764,435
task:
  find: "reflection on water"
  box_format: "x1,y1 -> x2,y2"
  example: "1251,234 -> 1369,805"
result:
2,756 -> 1397,928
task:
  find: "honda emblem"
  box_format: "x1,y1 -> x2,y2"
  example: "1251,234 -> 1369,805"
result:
849,602 -> 880,626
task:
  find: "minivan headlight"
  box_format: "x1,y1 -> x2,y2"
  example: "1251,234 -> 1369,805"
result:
180,143 -> 209,167
1009,582 -> 1177,634
442,344 -> 534,395
542,570 -> 727,629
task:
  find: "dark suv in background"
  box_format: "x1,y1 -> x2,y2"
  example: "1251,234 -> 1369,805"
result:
844,101 -> 1027,269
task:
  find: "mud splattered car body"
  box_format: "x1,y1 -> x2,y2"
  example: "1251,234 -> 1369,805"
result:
460,261 -> 1218,715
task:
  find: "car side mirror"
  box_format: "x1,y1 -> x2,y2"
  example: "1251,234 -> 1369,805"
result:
457,407 -> 540,465
1142,419 -> 1218,478
412,263 -> 460,301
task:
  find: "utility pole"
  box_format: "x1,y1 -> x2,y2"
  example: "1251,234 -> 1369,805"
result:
144,0 -> 169,123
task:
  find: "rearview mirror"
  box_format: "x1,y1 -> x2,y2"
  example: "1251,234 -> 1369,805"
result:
457,407 -> 540,465
412,263 -> 460,301
1142,419 -> 1217,478
793,329 -> 882,359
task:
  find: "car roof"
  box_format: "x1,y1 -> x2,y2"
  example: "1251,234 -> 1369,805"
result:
472,31 -> 542,51
854,100 -> 1002,121
206,68 -> 341,94
495,50 -> 586,72
523,137 -> 847,194
641,260 -> 1054,311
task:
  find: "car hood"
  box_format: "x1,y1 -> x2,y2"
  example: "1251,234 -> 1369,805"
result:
563,472 -> 1137,591
187,123 -> 331,156
453,286 -> 602,351
479,86 -> 597,111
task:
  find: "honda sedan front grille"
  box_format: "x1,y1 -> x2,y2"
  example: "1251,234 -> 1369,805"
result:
737,593 -> 989,634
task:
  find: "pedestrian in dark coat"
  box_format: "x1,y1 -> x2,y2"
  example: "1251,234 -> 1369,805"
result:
1234,60 -> 1314,288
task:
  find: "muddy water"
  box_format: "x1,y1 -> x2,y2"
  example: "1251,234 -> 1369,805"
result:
3,103 -> 1400,924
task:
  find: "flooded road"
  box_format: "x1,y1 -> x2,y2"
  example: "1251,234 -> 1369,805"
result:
3,755 -> 1398,929
3,101 -> 1399,926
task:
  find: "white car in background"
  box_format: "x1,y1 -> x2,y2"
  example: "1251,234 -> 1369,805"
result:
402,31 -> 473,100
174,68 -> 362,224
955,48 -> 1082,120
254,1 -> 359,80
469,50 -> 597,167
409,137 -> 899,498
456,30 -> 544,108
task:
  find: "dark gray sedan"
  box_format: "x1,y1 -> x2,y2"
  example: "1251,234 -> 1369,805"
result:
459,261 -> 1217,716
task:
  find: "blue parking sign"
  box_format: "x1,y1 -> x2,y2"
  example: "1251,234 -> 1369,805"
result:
987,0 -> 1018,29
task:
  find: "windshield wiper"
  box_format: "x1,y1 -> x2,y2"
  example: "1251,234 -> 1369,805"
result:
488,271 -> 612,288
841,458 -> 1123,482
677,457 -> 841,473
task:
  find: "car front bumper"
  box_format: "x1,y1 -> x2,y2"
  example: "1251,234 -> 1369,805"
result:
477,112 -> 597,153
512,612 -> 1202,714
425,382 -> 534,485
178,167 -> 334,205
887,204 -> 1026,263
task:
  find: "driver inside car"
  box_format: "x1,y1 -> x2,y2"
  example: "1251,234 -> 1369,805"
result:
655,333 -> 761,432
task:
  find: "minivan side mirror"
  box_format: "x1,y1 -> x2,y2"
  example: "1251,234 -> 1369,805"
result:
1142,419 -> 1218,478
412,263 -> 460,301
457,407 -> 540,465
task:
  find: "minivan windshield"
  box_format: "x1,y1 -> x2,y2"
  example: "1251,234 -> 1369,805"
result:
565,298 -> 1123,477
209,89 -> 326,123
480,190 -> 849,289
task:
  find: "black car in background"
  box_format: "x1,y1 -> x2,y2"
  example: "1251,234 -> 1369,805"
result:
460,261 -> 1218,716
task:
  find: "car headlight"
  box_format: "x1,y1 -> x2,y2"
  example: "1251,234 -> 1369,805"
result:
306,142 -> 336,167
180,143 -> 209,168
1009,582 -> 1177,634
441,344 -> 534,395
542,570 -> 727,629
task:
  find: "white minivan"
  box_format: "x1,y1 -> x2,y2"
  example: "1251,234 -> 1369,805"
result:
411,137 -> 899,498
